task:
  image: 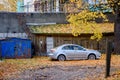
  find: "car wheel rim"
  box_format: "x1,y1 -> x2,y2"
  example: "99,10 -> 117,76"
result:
89,55 -> 95,60
58,55 -> 65,61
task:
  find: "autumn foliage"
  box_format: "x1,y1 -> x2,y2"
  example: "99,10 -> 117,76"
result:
0,54 -> 120,79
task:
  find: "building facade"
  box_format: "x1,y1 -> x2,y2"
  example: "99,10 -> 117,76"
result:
32,33 -> 114,56
17,0 -> 68,13
0,12 -> 28,39
0,12 -> 114,56
17,0 -> 24,12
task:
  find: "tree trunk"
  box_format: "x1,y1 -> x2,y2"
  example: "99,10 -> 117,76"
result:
114,4 -> 120,54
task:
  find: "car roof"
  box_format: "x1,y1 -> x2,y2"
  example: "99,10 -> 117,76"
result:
61,44 -> 80,46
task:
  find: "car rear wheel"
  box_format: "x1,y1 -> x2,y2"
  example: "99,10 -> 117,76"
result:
88,54 -> 96,60
58,55 -> 66,61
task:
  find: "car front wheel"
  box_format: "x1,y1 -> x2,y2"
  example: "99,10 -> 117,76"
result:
58,55 -> 66,61
88,54 -> 96,60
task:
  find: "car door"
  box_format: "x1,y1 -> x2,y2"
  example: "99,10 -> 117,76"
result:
62,45 -> 75,59
72,45 -> 87,59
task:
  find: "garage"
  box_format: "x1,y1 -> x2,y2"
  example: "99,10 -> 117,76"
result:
0,38 -> 32,58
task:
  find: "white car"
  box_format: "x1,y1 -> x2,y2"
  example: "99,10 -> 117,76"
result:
48,44 -> 101,61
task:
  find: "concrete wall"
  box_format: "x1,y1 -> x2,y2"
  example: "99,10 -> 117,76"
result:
25,13 -> 68,24
0,12 -> 68,32
0,12 -> 23,33
0,12 -> 114,34
0,12 -> 68,39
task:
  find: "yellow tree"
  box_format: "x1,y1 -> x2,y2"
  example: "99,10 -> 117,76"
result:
8,0 -> 17,12
0,0 -> 17,12
68,0 -> 120,53
0,4 -> 4,11
67,0 -> 108,41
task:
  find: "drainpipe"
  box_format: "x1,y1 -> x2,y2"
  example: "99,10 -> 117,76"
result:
27,2 -> 30,12
56,0 -> 59,12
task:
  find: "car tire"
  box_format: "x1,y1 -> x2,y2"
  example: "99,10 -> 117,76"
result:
58,55 -> 66,61
88,54 -> 96,60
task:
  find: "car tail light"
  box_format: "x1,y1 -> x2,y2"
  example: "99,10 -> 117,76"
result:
50,49 -> 55,53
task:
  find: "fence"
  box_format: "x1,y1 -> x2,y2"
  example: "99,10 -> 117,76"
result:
0,33 -> 28,40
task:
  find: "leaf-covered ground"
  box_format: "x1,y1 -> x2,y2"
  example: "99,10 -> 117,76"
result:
0,54 -> 120,80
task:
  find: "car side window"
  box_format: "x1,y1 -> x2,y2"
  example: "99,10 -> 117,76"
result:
62,46 -> 72,50
72,46 -> 84,50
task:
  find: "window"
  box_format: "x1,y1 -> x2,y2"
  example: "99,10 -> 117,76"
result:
72,46 -> 84,50
62,46 -> 72,50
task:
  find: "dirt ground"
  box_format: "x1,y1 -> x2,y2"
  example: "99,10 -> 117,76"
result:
0,54 -> 120,80
6,65 -> 105,80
